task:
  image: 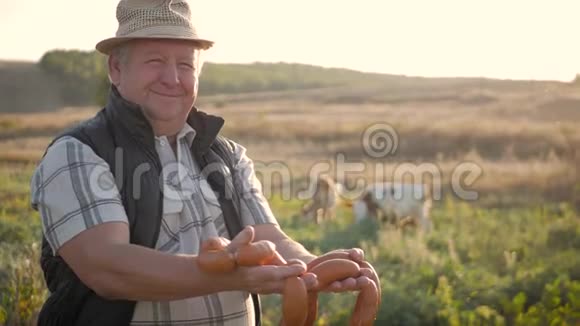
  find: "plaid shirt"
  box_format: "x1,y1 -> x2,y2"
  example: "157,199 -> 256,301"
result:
30,123 -> 278,326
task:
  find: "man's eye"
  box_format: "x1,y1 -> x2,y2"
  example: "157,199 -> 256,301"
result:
180,63 -> 194,69
147,58 -> 163,64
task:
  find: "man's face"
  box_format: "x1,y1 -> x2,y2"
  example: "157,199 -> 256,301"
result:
109,39 -> 201,124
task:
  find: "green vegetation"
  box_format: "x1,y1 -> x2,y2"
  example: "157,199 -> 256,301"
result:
0,165 -> 46,325
36,49 -> 391,107
38,50 -> 107,106
0,164 -> 578,325
2,48 -> 571,113
197,62 -> 383,95
260,197 -> 580,326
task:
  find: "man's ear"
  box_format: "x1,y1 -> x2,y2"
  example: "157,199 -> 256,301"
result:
108,55 -> 122,86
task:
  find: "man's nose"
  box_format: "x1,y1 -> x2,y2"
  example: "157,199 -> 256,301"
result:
160,63 -> 180,87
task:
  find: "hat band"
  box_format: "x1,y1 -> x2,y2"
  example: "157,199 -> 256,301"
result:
117,25 -> 197,39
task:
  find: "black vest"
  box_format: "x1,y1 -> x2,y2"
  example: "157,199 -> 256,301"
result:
36,86 -> 260,326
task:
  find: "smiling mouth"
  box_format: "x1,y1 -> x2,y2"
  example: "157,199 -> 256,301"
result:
151,90 -> 183,98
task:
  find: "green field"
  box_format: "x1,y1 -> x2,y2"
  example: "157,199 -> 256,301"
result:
1,164 -> 579,325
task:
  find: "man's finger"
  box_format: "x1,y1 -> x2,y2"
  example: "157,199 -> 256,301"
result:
327,281 -> 342,292
318,277 -> 357,293
359,268 -> 374,278
339,277 -> 358,291
267,251 -> 287,266
272,264 -> 307,280
300,272 -> 318,290
348,248 -> 365,263
227,226 -> 255,253
286,258 -> 306,268
355,275 -> 372,288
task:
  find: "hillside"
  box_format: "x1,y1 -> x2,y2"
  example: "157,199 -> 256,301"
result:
0,54 -> 573,113
0,61 -> 64,113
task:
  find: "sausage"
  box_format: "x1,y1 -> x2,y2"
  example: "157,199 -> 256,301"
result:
201,237 -> 229,252
306,251 -> 352,270
304,258 -> 361,325
198,240 -> 380,326
349,280 -> 379,326
308,253 -> 382,315
235,240 -> 276,266
199,239 -> 279,273
308,259 -> 361,289
282,276 -> 308,326
358,261 -> 381,307
303,292 -> 318,326
197,249 -> 236,273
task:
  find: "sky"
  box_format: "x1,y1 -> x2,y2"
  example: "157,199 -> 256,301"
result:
1,0 -> 579,81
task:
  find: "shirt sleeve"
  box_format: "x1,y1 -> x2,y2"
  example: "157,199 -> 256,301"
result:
229,140 -> 279,226
30,136 -> 129,255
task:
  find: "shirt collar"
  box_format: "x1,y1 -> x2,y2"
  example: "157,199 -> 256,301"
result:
154,123 -> 197,148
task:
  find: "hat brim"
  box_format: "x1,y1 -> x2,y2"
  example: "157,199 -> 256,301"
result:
95,35 -> 214,55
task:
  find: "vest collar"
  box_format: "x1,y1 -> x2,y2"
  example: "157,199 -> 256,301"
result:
104,85 -> 225,155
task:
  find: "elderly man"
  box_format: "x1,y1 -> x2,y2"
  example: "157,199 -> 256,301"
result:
30,1 -> 379,325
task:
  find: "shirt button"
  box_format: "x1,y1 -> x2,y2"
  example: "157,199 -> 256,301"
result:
159,140 -> 166,146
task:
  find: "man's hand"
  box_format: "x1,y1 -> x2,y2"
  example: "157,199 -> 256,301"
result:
201,226 -> 317,295
234,262 -> 317,295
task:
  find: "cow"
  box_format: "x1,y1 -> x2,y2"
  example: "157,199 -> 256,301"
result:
348,182 -> 433,232
300,175 -> 339,224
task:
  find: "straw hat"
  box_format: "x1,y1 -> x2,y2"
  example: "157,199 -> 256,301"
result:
95,0 -> 214,55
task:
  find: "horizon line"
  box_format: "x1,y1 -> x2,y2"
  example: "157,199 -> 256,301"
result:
0,53 -> 575,84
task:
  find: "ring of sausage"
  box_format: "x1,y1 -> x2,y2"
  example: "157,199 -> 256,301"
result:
197,238 -> 379,326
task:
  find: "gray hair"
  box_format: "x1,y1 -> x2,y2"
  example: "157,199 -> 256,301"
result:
110,42 -> 133,67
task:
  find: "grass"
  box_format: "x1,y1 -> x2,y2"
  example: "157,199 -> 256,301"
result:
6,88 -> 577,201
1,163 -> 578,325
0,165 -> 45,326
258,196 -> 580,326
0,107 -> 97,137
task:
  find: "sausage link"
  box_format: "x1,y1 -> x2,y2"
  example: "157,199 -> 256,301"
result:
303,291 -> 318,326
235,240 -> 276,266
306,252 -> 352,270
358,261 -> 381,307
349,280 -> 379,326
197,250 -> 236,273
201,237 -> 229,252
198,241 -> 379,325
309,259 -> 361,289
282,276 -> 308,326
